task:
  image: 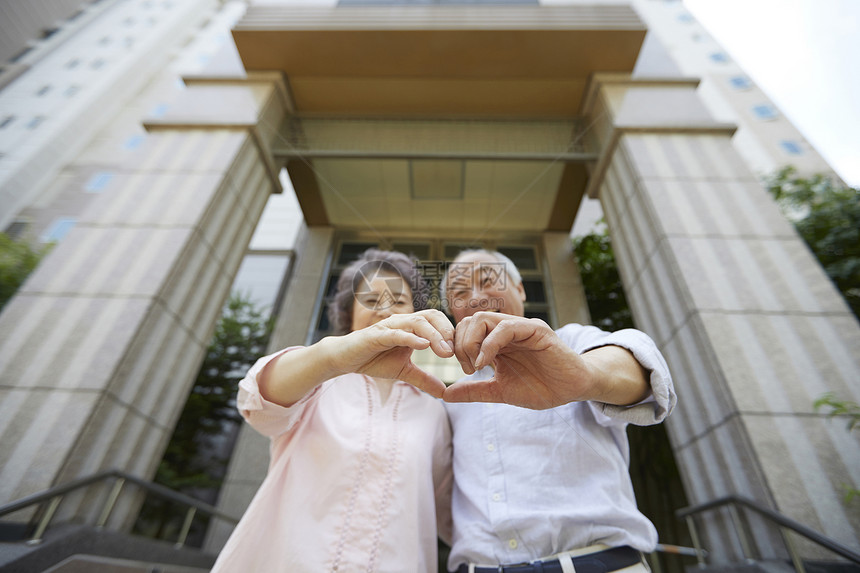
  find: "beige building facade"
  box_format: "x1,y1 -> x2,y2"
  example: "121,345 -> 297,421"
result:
1,0 -> 858,569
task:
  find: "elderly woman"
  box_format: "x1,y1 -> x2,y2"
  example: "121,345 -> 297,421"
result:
211,249 -> 455,573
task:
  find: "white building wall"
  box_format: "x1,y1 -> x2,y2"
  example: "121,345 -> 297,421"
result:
629,0 -> 838,181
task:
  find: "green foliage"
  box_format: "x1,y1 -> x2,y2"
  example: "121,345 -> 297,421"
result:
0,233 -> 52,312
814,392 -> 860,502
766,166 -> 860,319
769,168 -> 860,507
160,291 -> 272,488
814,392 -> 860,432
135,291 -> 273,544
572,220 -> 634,331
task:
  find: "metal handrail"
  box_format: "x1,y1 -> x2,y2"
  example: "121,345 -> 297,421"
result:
0,468 -> 239,547
676,494 -> 860,568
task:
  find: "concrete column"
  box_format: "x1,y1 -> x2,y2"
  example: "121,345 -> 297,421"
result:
0,75 -> 288,530
584,75 -> 860,562
205,225 -> 335,552
542,231 -> 591,328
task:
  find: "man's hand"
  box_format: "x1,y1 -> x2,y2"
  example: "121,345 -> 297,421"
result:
442,312 -> 649,409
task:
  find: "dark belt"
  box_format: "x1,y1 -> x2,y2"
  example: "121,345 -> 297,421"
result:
454,545 -> 642,573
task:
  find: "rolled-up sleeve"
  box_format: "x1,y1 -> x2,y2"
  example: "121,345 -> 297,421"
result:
237,347 -> 324,438
558,324 -> 676,426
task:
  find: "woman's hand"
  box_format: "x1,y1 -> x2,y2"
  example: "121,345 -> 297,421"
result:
338,310 -> 455,396
259,310 -> 455,405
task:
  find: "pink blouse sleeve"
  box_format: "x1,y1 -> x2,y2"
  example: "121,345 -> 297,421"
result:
236,347 -> 324,438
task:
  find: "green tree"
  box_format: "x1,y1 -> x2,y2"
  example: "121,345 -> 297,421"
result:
766,166 -> 860,319
572,220 -> 633,331
767,168 -> 860,505
814,393 -> 860,502
0,233 -> 52,312
135,291 -> 273,544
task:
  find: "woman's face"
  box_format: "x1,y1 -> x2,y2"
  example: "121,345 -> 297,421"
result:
350,272 -> 415,332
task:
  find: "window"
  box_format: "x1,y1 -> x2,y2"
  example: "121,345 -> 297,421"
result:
123,135 -> 145,150
42,218 -> 77,243
232,254 -> 292,313
0,116 -> 14,129
497,245 -> 547,320
780,140 -> 803,155
85,172 -> 114,192
91,58 -> 105,69
36,85 -> 51,96
677,12 -> 694,23
149,103 -> 169,118
730,76 -> 752,90
65,85 -> 80,97
66,58 -> 80,69
4,219 -> 29,240
709,52 -> 729,64
752,104 -> 779,121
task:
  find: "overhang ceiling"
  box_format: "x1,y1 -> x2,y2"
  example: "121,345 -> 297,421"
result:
231,4 -> 646,233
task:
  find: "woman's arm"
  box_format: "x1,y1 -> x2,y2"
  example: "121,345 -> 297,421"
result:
258,309 -> 456,406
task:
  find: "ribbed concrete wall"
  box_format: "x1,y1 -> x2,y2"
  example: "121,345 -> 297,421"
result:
596,120 -> 860,560
0,126 -> 278,528
204,225 -> 335,552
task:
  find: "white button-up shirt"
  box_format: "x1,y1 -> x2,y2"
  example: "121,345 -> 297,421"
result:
445,324 -> 676,569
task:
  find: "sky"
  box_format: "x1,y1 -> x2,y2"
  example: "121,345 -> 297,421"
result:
683,0 -> 860,187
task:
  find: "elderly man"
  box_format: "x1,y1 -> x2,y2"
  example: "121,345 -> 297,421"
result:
441,249 -> 676,573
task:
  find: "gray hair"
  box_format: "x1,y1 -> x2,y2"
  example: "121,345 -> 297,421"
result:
327,248 -> 429,335
440,249 -> 522,309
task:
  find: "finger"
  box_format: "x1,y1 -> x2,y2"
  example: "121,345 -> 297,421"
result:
382,313 -> 454,358
453,317 -> 480,374
415,309 -> 456,351
372,328 -> 431,352
410,310 -> 455,357
474,317 -> 548,369
456,311 -> 505,372
397,361 -> 447,399
442,377 -> 502,404
472,320 -> 520,369
408,313 -> 455,357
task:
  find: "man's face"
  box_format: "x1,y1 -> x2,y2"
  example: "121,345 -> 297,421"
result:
445,252 -> 526,323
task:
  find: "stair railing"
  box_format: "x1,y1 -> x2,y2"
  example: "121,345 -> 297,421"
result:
0,468 -> 239,548
676,495 -> 860,571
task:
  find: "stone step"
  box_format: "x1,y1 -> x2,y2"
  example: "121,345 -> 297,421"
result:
0,524 -> 216,573
43,554 -> 210,573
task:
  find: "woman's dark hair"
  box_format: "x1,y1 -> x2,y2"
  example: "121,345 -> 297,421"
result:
327,248 -> 429,335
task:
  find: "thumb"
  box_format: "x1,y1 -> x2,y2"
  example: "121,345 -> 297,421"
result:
397,361 -> 447,399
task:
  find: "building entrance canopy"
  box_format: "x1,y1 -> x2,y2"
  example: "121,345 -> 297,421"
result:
231,4 -> 646,232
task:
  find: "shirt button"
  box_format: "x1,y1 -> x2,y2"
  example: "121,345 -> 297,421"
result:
492,493 -> 501,501
508,539 -> 518,549
486,443 -> 495,451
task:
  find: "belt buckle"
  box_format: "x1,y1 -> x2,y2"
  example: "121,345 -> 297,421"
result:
498,562 -> 532,572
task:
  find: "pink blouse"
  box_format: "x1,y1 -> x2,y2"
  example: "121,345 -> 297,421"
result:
210,349 -> 453,573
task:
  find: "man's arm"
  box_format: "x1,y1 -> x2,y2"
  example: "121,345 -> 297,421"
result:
443,312 -> 651,410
